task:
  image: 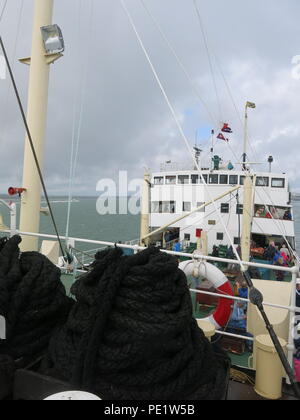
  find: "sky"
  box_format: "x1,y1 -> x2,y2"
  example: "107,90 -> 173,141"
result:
0,0 -> 300,195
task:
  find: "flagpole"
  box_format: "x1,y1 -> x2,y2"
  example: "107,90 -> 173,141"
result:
211,129 -> 214,170
243,103 -> 248,170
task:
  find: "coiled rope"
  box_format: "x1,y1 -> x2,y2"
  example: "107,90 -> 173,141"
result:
46,246 -> 229,400
0,236 -> 73,362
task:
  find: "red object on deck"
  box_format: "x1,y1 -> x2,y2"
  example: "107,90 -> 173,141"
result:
8,187 -> 26,196
196,229 -> 202,238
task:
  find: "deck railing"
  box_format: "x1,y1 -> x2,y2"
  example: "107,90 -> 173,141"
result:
0,227 -> 299,381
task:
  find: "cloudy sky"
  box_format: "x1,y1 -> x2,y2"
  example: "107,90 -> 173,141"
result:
0,0 -> 300,195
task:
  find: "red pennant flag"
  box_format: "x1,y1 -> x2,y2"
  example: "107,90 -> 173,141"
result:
222,123 -> 233,133
217,133 -> 227,141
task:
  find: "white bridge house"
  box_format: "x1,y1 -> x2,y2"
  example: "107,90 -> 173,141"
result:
149,166 -> 295,253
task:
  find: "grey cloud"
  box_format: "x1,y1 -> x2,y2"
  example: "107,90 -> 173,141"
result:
0,0 -> 300,195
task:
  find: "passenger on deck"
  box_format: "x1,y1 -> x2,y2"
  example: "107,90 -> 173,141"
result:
283,210 -> 292,220
212,245 -> 219,258
280,243 -> 291,259
274,255 -> 286,281
264,242 -> 276,261
173,239 -> 181,253
228,301 -> 247,330
228,300 -> 253,351
236,281 -> 249,299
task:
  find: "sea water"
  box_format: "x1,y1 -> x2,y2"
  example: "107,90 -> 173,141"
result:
1,197 -> 300,254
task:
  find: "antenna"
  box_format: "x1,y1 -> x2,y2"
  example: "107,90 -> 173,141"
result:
193,146 -> 202,169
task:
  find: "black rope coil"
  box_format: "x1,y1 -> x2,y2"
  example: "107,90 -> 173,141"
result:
0,236 -> 73,362
46,246 -> 229,400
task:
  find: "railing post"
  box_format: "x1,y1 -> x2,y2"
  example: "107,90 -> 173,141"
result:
9,202 -> 17,237
287,266 -> 299,384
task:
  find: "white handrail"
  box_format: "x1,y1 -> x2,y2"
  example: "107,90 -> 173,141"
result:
0,229 -> 297,273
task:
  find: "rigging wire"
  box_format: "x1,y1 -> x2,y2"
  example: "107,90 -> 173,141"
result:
139,0 -> 218,128
193,0 -> 223,124
65,0 -> 94,242
0,37 -> 66,259
0,0 -> 8,23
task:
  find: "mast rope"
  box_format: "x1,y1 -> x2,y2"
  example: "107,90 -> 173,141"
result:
0,235 -> 72,361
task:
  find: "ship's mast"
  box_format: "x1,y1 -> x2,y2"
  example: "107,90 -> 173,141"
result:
19,0 -> 62,251
243,101 -> 256,170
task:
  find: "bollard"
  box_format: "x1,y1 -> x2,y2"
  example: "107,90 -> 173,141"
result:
254,334 -> 287,400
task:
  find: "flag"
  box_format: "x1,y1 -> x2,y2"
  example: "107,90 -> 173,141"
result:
222,123 -> 233,133
246,101 -> 256,109
217,133 -> 228,141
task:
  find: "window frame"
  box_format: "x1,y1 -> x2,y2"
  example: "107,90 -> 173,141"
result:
219,175 -> 228,185
271,178 -> 285,188
221,203 -> 230,214
182,202 -> 191,212
178,175 -> 190,185
209,174 -> 219,184
256,177 -> 269,187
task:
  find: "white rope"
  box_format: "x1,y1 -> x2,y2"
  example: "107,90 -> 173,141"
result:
120,0 -> 245,270
140,0 -> 217,127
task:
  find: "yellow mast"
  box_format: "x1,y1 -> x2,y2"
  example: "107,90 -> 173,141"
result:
19,0 -> 62,251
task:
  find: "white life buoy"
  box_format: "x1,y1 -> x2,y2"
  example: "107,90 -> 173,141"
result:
179,260 -> 234,329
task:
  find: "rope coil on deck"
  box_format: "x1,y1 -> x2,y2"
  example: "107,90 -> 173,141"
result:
45,246 -> 230,400
0,236 -> 73,362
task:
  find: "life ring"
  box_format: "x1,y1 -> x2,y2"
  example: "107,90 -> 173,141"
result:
179,260 -> 234,329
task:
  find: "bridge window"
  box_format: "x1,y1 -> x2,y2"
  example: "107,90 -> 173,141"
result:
229,175 -> 238,185
165,176 -> 176,185
199,174 -> 208,184
220,175 -> 228,184
191,175 -> 199,184
271,178 -> 285,188
217,232 -> 224,240
209,174 -> 219,184
256,177 -> 269,187
178,175 -> 190,184
154,177 -> 164,185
